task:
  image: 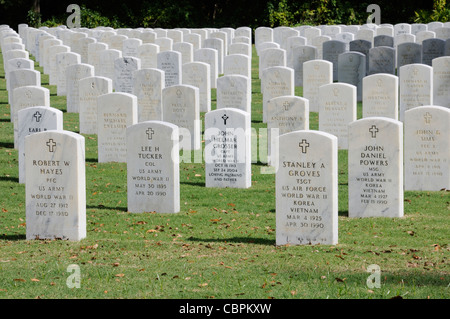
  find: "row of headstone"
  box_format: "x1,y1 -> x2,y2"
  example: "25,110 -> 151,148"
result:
20,103 -> 448,243
276,106 -> 449,245
20,24 -> 253,94
257,38 -> 450,91
260,56 -> 449,125
255,23 -> 450,53
1,26 -> 86,241
2,24 -> 449,246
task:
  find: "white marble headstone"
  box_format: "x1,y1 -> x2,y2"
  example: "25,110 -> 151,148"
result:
8,69 -> 41,111
216,74 -> 251,114
157,50 -> 182,87
362,73 -> 399,120
182,61 -> 211,113
11,85 -> 50,146
137,43 -> 159,69
348,117 -> 403,218
66,63 -> 95,113
319,83 -> 357,150
113,56 -> 141,93
261,66 -> 294,122
162,84 -> 201,151
399,64 -> 433,122
276,130 -> 338,246
127,121 -> 180,213
132,68 -> 165,122
193,48 -> 218,89
223,54 -> 251,79
97,92 -> 138,163
25,130 -> 86,241
96,49 -> 122,81
18,106 -> 63,183
79,76 -> 113,134
432,56 -> 450,108
48,45 -> 70,85
267,95 -> 309,166
259,47 -> 286,78
303,60 -> 333,112
404,106 -> 449,191
292,45 -> 317,87
204,37 -> 224,74
204,108 -> 251,188
55,51 -> 81,96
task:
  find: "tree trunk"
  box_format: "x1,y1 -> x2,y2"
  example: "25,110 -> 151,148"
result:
33,0 -> 40,13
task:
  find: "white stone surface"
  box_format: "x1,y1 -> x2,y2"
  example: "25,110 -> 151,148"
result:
97,92 -> 138,163
433,56 -> 450,108
182,61 -> 211,113
399,64 -> 433,122
25,130 -> 86,241
204,108 -> 251,188
162,84 -> 201,151
66,63 -> 95,113
319,83 -> 357,150
303,60 -> 333,112
216,74 -> 251,114
261,66 -> 294,122
132,68 -> 165,122
12,85 -> 50,148
348,117 -> 404,218
79,76 -> 113,134
127,121 -> 180,213
276,130 -> 338,246
362,73 -> 399,120
18,106 -> 63,183
404,106 -> 449,191
157,50 -> 182,87
113,56 -> 141,93
267,95 -> 309,166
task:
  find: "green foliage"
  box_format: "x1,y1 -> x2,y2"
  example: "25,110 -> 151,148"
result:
26,9 -> 41,28
79,6 -> 122,29
40,5 -> 123,29
414,0 -> 450,23
140,0 -> 195,29
267,0 -> 295,27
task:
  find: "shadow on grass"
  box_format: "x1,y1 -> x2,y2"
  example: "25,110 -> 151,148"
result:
87,204 -> 128,212
187,236 -> 275,246
0,175 -> 19,183
339,210 -> 349,217
181,181 -> 205,187
0,234 -> 26,241
251,161 -> 270,167
0,141 -> 14,148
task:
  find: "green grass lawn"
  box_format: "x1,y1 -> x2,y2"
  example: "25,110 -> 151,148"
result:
0,46 -> 448,300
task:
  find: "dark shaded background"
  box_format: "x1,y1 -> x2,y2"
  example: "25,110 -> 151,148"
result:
0,0 -> 435,31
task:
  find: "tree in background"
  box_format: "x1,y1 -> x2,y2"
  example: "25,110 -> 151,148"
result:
0,0 -> 440,30
414,0 -> 450,23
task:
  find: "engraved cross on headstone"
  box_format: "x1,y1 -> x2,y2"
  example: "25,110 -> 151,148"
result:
369,125 -> 379,138
299,139 -> 310,154
33,111 -> 42,122
222,114 -> 229,125
146,128 -> 155,140
46,139 -> 56,152
283,101 -> 290,111
424,112 -> 432,124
